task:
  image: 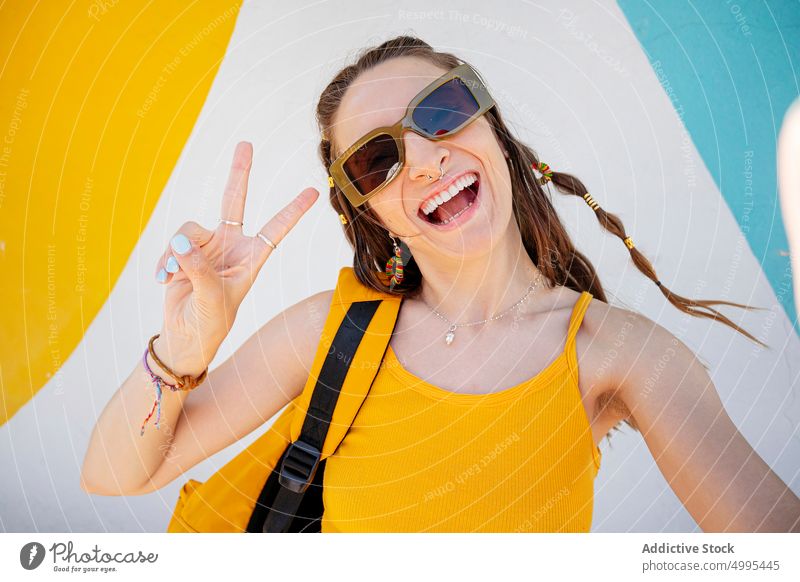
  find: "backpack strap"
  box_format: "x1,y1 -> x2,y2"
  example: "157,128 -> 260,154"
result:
287,266 -> 401,458
255,266 -> 401,532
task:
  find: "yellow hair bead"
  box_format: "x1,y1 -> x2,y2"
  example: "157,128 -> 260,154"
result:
339,213 -> 348,225
582,192 -> 600,211
624,236 -> 635,249
328,176 -> 335,188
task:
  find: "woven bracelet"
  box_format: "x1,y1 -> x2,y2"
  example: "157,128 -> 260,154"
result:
147,334 -> 208,391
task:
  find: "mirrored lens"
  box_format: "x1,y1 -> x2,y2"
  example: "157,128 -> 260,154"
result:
412,77 -> 480,136
342,133 -> 400,197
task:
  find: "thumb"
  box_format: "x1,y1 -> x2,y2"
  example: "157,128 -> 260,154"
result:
169,233 -> 222,303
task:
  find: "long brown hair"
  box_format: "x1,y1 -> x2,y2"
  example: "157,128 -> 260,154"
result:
315,36 -> 768,432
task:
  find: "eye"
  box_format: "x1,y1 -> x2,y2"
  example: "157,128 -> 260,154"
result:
367,152 -> 391,168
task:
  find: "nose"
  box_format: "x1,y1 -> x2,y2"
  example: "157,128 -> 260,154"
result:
403,130 -> 449,183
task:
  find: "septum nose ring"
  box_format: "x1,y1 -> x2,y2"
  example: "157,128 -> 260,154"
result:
427,164 -> 445,181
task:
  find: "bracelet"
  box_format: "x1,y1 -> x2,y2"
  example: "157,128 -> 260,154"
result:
140,345 -> 174,435
147,334 -> 208,390
139,334 -> 208,436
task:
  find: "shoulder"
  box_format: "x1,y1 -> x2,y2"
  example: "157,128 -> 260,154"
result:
247,288 -> 335,400
253,288 -> 335,368
289,288 -> 336,342
535,287 -> 629,425
578,296 -> 706,425
579,294 -> 680,369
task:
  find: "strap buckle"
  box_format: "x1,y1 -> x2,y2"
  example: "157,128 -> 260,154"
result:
278,440 -> 321,494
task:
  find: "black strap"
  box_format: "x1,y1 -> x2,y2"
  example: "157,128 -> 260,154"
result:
250,300 -> 382,533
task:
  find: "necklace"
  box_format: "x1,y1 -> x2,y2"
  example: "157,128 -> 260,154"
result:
420,272 -> 546,345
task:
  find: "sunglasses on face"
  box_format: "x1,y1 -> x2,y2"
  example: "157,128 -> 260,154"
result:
327,63 -> 496,208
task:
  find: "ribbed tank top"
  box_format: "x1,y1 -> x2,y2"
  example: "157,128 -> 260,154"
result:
321,291 -> 601,532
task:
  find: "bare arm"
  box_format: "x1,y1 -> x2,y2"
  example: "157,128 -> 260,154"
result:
80,289 -> 333,495
140,289 -> 334,494
606,308 -> 800,532
81,141 -> 321,496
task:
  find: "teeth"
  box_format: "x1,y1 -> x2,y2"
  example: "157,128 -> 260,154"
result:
439,200 -> 475,224
422,173 -> 477,215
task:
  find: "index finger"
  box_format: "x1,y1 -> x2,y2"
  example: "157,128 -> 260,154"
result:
256,187 -> 319,251
219,141 -> 253,225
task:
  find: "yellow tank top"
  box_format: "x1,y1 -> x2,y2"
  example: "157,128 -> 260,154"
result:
321,291 -> 601,533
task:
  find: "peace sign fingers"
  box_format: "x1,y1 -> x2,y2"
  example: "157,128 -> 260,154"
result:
219,141 -> 253,228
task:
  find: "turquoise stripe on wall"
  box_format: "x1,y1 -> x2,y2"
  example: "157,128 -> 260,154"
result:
618,0 -> 798,334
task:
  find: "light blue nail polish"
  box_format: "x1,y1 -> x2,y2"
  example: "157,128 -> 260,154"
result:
165,255 -> 180,273
171,233 -> 191,255
156,268 -> 168,283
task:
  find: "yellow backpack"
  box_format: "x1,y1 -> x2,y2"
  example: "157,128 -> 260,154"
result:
167,266 -> 401,533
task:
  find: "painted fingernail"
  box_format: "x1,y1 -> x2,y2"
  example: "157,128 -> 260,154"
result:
165,255 -> 180,273
171,233 -> 191,255
156,268 -> 168,283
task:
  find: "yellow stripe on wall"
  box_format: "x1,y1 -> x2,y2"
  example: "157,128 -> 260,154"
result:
0,1 -> 242,425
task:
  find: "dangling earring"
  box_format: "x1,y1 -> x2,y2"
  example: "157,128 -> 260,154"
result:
385,233 -> 405,290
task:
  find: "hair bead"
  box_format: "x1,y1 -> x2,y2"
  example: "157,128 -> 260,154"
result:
339,213 -> 348,225
582,192 -> 600,211
624,236 -> 635,249
533,161 -> 553,185
328,176 -> 335,188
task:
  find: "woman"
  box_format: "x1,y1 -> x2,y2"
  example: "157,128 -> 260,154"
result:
81,36 -> 800,532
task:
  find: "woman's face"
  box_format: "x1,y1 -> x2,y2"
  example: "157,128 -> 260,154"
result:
332,57 -> 516,261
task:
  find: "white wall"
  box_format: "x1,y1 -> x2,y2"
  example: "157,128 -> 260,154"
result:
2,0 -> 798,532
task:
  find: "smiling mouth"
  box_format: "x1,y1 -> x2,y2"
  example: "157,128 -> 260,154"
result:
418,178 -> 480,226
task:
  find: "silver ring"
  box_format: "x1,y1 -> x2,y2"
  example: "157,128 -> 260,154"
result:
219,218 -> 243,226
256,232 -> 277,250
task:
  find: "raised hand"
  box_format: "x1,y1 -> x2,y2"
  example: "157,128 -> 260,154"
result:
152,141 -> 319,376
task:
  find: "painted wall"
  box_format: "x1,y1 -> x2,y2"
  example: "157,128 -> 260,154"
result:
1,0 -> 798,532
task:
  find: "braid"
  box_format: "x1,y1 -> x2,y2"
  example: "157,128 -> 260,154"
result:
532,162 -> 769,350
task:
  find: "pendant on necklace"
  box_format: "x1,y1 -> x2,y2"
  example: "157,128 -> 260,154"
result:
445,324 -> 456,346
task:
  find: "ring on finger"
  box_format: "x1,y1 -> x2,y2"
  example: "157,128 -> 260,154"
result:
256,232 -> 277,250
219,218 -> 243,226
